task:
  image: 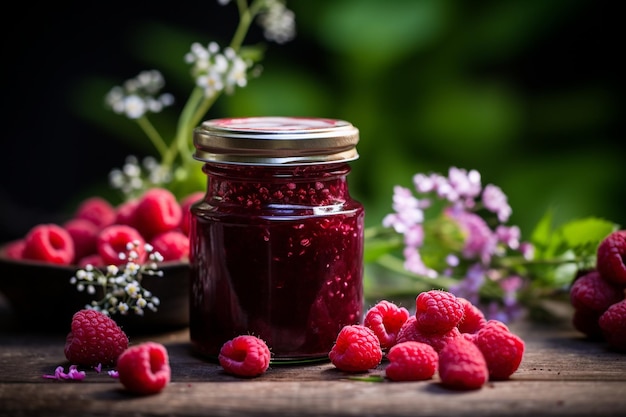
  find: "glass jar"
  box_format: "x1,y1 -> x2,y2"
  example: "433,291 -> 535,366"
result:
189,117 -> 365,363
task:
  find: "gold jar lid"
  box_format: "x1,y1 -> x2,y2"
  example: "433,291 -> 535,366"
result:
193,116 -> 359,165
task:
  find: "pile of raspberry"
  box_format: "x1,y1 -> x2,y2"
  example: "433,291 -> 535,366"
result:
328,290 -> 525,390
60,309 -> 171,395
2,188 -> 204,267
570,230 -> 626,352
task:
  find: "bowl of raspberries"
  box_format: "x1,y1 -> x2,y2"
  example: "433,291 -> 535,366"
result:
0,187 -> 203,333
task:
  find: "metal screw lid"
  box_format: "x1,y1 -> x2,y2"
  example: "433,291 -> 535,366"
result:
193,116 -> 359,165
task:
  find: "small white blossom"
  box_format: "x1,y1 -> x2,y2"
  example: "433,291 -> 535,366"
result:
69,242 -> 165,317
257,0 -> 296,44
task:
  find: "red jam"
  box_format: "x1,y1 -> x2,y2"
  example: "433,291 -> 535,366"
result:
189,117 -> 364,362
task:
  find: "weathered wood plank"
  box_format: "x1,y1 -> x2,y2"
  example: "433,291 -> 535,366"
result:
1,305 -> 625,417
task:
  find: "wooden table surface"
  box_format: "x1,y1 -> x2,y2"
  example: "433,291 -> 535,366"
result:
1,301 -> 625,417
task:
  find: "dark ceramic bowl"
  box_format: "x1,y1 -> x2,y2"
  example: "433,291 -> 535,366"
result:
0,245 -> 190,335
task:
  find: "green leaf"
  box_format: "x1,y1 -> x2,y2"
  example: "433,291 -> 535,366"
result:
530,209 -> 553,250
347,375 -> 385,382
558,217 -> 618,257
363,238 -> 402,263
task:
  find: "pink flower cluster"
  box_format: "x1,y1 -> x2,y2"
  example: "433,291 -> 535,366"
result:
383,167 -> 533,322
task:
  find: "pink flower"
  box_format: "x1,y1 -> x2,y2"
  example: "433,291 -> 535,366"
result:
446,209 -> 496,264
482,184 -> 512,223
42,365 -> 86,381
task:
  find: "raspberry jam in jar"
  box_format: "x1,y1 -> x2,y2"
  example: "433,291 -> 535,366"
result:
189,117 -> 365,363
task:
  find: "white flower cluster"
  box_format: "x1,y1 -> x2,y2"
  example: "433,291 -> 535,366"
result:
185,42 -> 254,99
105,70 -> 174,119
257,0 -> 296,44
108,155 -> 172,199
70,241 -> 164,316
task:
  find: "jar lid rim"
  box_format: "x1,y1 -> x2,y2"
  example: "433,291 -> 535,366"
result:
193,116 -> 359,165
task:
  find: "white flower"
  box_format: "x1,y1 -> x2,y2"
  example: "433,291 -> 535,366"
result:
123,95 -> 146,119
258,0 -> 296,44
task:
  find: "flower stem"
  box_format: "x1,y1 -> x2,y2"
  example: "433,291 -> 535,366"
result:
135,116 -> 169,158
167,0 -> 263,171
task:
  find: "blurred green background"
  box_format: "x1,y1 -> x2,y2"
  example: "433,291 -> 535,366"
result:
1,0 -> 622,243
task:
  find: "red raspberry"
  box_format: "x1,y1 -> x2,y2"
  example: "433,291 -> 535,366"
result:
438,337 -> 488,390
363,300 -> 410,350
218,335 -> 271,377
473,320 -> 525,380
385,341 -> 438,381
96,225 -> 146,265
64,309 -> 129,367
2,239 -> 25,260
150,230 -> 190,262
117,342 -> 171,395
75,197 -> 116,230
22,224 -> 74,265
329,325 -> 383,372
396,316 -> 461,353
64,218 -> 99,263
179,191 -> 204,236
77,253 -> 105,268
134,188 -> 182,240
598,299 -> 626,351
456,297 -> 487,334
596,230 -> 626,286
115,198 -> 140,226
570,270 -> 624,313
572,308 -> 603,339
415,290 -> 464,334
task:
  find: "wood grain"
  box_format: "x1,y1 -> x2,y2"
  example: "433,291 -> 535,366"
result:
1,306 -> 625,416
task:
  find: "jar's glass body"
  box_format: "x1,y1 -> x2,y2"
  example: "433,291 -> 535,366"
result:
189,162 -> 364,362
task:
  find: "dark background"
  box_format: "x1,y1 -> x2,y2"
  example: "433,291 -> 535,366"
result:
1,0 -> 623,245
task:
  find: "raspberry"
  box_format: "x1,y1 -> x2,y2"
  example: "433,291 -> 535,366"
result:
179,191 -> 204,236
218,335 -> 271,377
570,270 -> 624,313
115,198 -> 140,227
77,253 -> 105,268
75,197 -> 116,230
329,325 -> 383,372
438,337 -> 488,390
456,297 -> 487,334
133,188 -> 182,240
2,239 -> 25,260
117,342 -> 171,395
64,218 -> 99,263
150,230 -> 190,262
396,316 -> 461,353
64,309 -> 129,367
473,320 -> 525,380
22,223 -> 74,265
415,290 -> 464,334
572,308 -> 603,339
596,230 -> 626,286
363,300 -> 410,350
96,224 -> 146,265
598,299 -> 626,351
385,341 -> 438,381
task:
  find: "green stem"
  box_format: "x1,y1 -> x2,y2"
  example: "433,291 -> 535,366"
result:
375,254 -> 458,288
135,116 -> 169,158
232,0 -> 265,50
167,0 -> 263,171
